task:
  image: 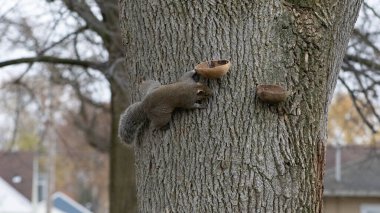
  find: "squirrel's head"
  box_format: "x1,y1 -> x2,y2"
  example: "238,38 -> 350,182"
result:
195,83 -> 213,99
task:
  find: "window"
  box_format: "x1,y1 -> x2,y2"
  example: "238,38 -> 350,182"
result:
38,174 -> 47,202
361,204 -> 380,213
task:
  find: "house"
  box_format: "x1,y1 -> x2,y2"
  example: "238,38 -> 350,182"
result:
50,192 -> 92,213
0,151 -> 34,200
324,145 -> 380,213
0,177 -> 32,213
0,179 -> 69,213
36,192 -> 92,213
0,151 -> 92,213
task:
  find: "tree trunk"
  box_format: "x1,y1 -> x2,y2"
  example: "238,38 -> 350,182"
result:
102,0 -> 139,210
109,67 -> 138,213
119,1 -> 362,212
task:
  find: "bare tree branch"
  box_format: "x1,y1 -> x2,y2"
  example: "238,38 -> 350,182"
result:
339,76 -> 378,134
93,0 -> 119,29
345,54 -> 380,71
50,73 -> 109,111
363,2 -> 380,19
0,56 -> 105,70
73,113 -> 110,153
0,2 -> 19,20
62,0 -> 114,39
352,29 -> 380,56
353,73 -> 380,121
38,26 -> 88,55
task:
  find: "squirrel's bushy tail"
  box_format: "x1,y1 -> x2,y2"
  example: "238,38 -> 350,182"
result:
118,102 -> 147,144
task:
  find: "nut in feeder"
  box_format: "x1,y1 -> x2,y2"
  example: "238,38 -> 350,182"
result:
195,59 -> 231,79
256,84 -> 289,104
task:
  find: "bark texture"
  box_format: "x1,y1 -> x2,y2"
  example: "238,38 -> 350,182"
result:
119,0 -> 362,212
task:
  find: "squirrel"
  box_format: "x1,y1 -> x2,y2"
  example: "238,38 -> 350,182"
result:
118,70 -> 212,145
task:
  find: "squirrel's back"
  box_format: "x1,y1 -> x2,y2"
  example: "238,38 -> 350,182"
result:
143,82 -> 210,109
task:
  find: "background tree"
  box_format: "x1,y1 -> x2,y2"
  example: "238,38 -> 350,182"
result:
328,93 -> 380,144
119,0 -> 362,211
326,2 -> 380,146
0,72 -> 110,211
339,2 -> 380,135
0,0 -> 136,211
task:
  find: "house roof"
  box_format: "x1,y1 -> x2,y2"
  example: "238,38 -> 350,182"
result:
0,151 -> 34,200
0,177 -> 32,213
325,145 -> 373,170
324,146 -> 380,197
52,192 -> 92,213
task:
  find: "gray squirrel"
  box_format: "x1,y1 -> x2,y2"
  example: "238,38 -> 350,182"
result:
118,70 -> 213,145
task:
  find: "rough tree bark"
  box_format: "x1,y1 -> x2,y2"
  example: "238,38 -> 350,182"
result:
119,0 -> 362,212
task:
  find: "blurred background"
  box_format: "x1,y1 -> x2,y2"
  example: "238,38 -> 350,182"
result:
0,0 -> 379,213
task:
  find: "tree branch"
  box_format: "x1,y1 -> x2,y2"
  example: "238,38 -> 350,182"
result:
50,73 -> 109,111
38,26 -> 88,55
352,29 -> 380,56
339,76 -> 377,134
0,56 -> 105,70
345,54 -> 380,71
62,0 -> 114,39
364,2 -> 380,20
353,73 -> 380,122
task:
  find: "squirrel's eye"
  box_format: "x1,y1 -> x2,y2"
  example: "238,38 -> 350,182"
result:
197,89 -> 204,95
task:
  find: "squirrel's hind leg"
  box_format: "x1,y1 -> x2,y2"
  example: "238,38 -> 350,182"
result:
149,112 -> 172,130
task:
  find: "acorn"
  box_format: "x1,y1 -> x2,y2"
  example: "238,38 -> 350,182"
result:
256,84 -> 289,104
